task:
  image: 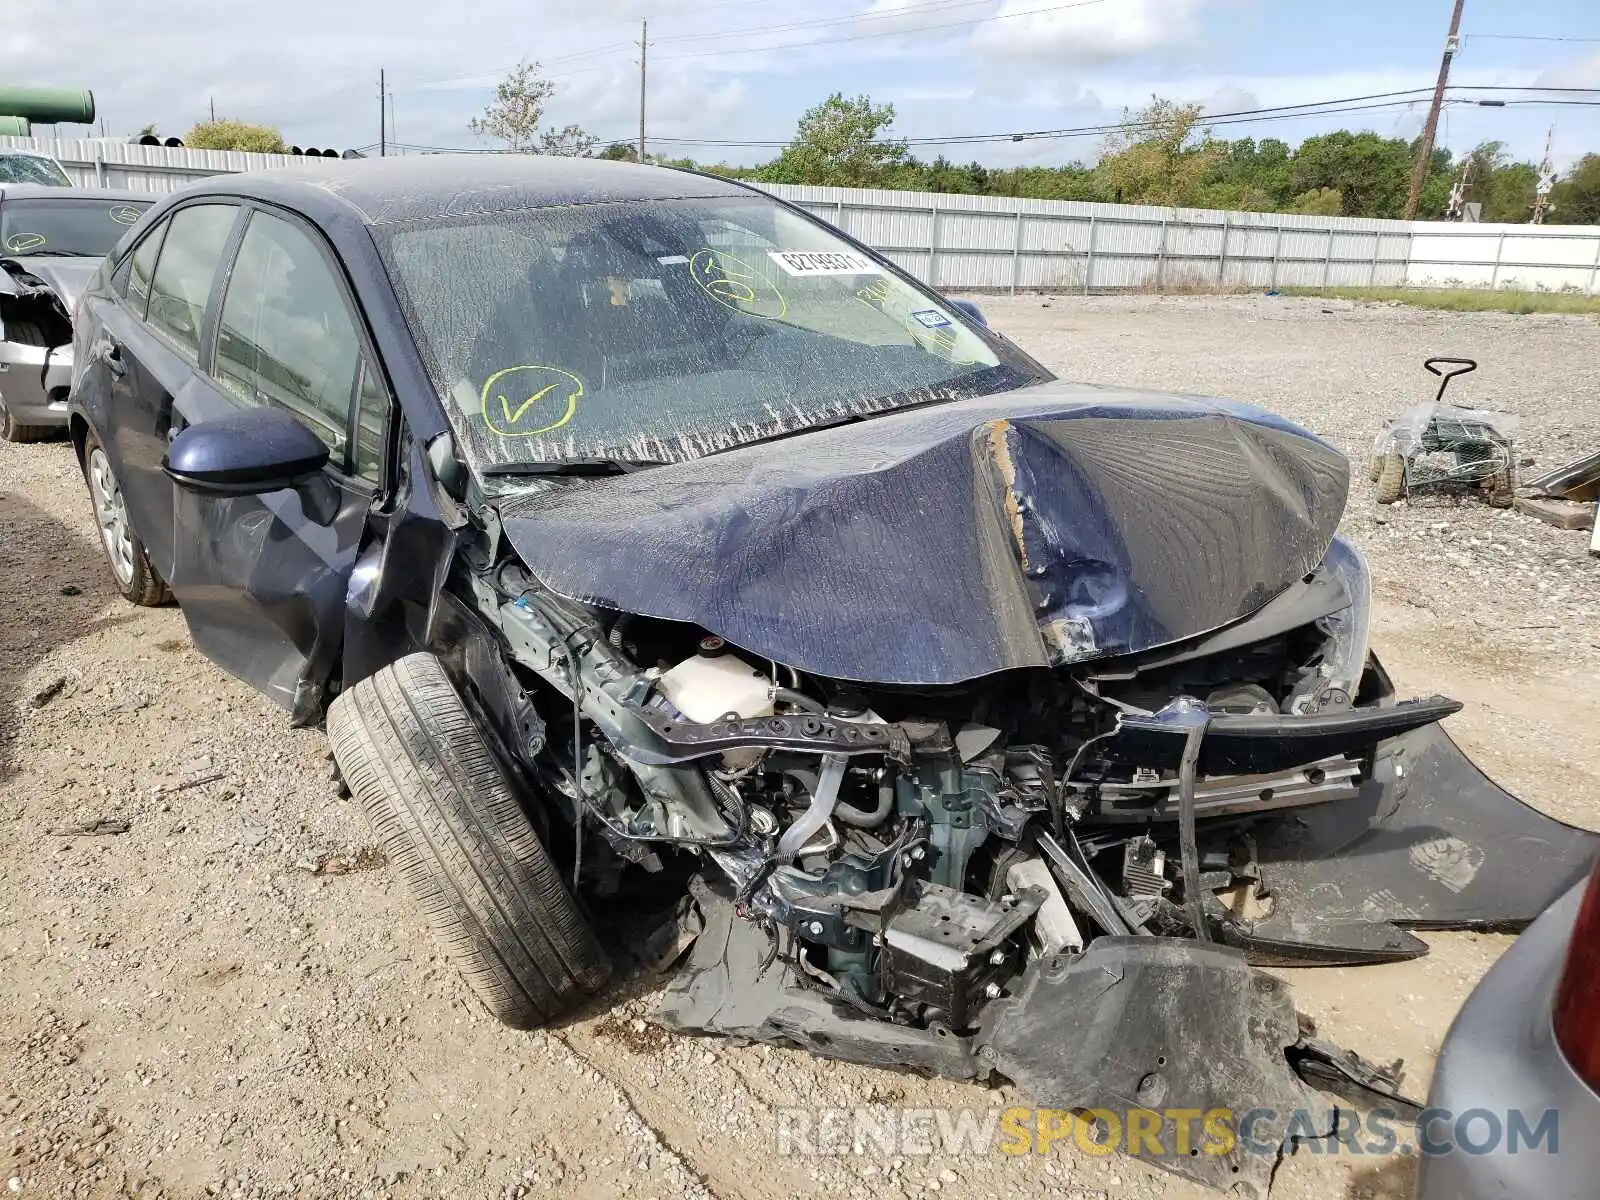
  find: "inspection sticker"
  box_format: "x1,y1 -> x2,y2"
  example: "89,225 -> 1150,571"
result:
767,249 -> 881,276
910,308 -> 953,328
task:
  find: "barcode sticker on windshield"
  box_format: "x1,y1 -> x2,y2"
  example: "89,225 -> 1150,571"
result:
767,250 -> 881,276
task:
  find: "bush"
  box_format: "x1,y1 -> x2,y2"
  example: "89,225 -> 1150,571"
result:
183,120 -> 288,154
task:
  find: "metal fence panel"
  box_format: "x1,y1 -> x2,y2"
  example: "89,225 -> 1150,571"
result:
9,139 -> 1597,294
1,134 -> 306,193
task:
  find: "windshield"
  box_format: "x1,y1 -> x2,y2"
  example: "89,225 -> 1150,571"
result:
0,154 -> 72,187
380,194 -> 1044,468
0,197 -> 149,257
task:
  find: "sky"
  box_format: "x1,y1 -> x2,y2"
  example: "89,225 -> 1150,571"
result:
5,0 -> 1600,170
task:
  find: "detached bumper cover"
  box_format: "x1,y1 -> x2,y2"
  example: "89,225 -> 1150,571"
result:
1252,722 -> 1597,932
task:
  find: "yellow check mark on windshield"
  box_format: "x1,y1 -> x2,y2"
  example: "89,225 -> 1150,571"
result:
480,365 -> 584,437
500,381 -> 561,425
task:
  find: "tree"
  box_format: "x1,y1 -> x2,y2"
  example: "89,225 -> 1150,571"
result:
537,123 -> 598,157
1207,137 -> 1294,209
184,119 -> 287,154
598,142 -> 638,162
1095,98 -> 1224,207
1287,187 -> 1344,216
1455,142 -> 1539,223
137,123 -> 159,139
470,60 -> 553,151
757,93 -> 909,187
1551,155 -> 1600,225
469,60 -> 597,155
1289,132 -> 1403,216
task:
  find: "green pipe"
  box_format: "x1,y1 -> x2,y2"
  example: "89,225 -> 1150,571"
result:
0,116 -> 31,136
0,87 -> 95,124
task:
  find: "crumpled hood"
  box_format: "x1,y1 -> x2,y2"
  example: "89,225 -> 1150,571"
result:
10,257 -> 98,316
496,381 -> 1349,685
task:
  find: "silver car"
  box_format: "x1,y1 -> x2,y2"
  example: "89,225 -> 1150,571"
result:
0,184 -> 151,441
1416,861 -> 1600,1197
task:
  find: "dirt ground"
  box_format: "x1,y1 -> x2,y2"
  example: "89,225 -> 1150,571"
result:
2,294 -> 1597,1200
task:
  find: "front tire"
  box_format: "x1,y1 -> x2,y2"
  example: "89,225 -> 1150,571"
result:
81,431 -> 169,605
327,653 -> 610,1030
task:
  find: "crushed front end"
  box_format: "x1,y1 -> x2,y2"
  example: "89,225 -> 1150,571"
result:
0,257 -> 77,432
438,536 -> 1589,1195
435,390 -> 1595,1194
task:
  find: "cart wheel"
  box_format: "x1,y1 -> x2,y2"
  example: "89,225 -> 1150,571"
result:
1485,469 -> 1514,509
1375,455 -> 1406,505
1367,454 -> 1383,483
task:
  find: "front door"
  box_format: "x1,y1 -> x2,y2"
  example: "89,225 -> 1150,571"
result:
162,205 -> 389,722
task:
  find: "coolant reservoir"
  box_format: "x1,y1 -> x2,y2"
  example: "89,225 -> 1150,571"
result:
657,651 -> 775,723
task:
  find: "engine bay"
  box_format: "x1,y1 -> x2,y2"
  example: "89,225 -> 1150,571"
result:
447,539 -> 1456,1041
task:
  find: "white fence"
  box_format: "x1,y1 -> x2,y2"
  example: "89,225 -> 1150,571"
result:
9,135 -> 1600,295
756,183 -> 1413,292
2,135 -> 306,194
1406,223 -> 1600,294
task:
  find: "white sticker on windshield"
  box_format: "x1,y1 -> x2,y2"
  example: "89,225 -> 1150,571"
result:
657,254 -> 689,265
767,250 -> 880,277
911,309 -> 952,329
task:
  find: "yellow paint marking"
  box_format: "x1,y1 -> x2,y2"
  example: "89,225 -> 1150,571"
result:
479,365 -> 585,438
500,381 -> 562,426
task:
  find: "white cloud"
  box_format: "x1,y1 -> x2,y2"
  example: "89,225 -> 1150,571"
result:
968,0 -> 1205,64
1536,50 -> 1600,90
1200,85 -> 1259,116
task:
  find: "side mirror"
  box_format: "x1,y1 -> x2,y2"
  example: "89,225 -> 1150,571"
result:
949,299 -> 987,328
163,406 -> 329,495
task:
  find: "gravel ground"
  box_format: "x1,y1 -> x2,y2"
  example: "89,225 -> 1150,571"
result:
1,294 -> 1596,1200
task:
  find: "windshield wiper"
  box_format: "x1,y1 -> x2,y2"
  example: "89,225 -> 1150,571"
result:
481,457 -> 668,477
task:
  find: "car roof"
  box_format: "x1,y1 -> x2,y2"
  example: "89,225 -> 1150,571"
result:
0,183 -> 158,203
176,154 -> 753,227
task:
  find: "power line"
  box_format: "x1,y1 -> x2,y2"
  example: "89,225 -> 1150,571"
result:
377,82 -> 1600,159
363,91 -> 1600,159
629,89 -> 1445,149
1466,33 -> 1600,43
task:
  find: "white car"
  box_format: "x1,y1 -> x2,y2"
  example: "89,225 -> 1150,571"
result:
0,150 -> 72,187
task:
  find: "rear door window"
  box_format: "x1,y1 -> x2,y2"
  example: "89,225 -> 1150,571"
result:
145,203 -> 238,362
123,220 -> 169,318
213,209 -> 364,466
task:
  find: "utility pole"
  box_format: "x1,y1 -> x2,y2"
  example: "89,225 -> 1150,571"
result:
1532,125 -> 1556,224
638,19 -> 648,163
209,96 -> 216,122
379,69 -> 387,157
1404,0 -> 1465,220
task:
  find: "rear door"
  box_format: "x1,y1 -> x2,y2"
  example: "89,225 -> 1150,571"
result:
164,205 -> 389,721
90,202 -> 240,576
